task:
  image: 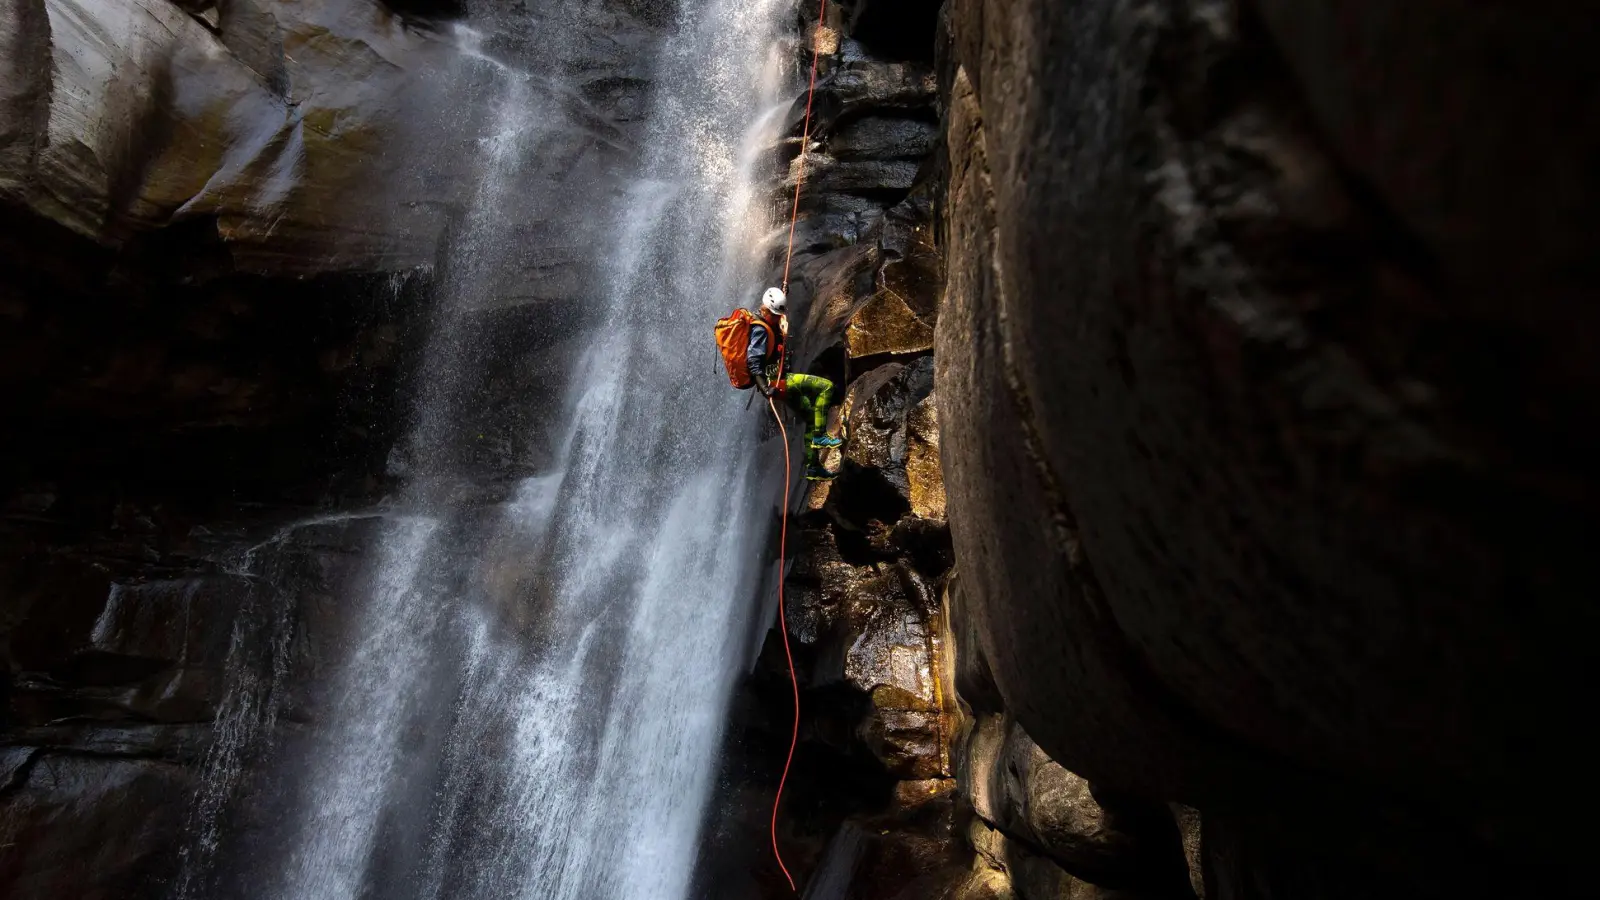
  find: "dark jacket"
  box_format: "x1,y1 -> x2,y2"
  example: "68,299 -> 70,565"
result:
747,312 -> 784,383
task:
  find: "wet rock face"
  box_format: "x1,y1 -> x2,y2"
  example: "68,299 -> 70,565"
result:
831,115 -> 938,162
0,208 -> 436,515
781,23 -> 940,367
0,484 -> 388,898
841,355 -> 935,507
1250,0 -> 1600,357
938,0 -> 1599,896
1,754 -> 193,897
796,352 -> 953,793
0,0 -> 650,294
0,0 -> 650,501
2,0 -> 445,270
1,3 -> 657,895
959,715 -> 1191,895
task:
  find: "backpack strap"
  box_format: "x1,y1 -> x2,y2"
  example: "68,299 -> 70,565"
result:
750,316 -> 785,381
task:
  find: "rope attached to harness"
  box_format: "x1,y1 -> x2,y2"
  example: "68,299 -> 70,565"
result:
770,1 -> 829,891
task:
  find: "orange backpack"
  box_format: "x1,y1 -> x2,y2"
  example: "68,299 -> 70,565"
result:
715,309 -> 781,390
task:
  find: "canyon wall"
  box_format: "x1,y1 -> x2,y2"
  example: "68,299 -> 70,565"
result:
935,0 -> 1598,897
727,3 -> 1196,898
0,1 -> 655,895
751,0 -> 1599,898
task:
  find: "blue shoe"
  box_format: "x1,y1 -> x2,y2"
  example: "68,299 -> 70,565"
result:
810,434 -> 843,450
805,464 -> 836,481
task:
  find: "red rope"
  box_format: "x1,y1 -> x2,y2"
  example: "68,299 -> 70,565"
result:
780,0 -> 829,293
767,396 -> 799,892
771,2 -> 828,892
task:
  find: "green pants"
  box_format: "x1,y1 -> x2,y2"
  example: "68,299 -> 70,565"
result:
783,373 -> 836,463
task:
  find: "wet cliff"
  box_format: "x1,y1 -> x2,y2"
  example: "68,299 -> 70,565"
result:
716,3 -> 1195,898
944,2 -> 1597,900
740,0 -> 1600,898
1,0 -> 654,895
936,0 -> 1598,896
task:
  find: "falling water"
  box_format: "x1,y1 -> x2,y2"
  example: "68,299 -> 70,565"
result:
181,0 -> 798,897
174,508 -> 387,900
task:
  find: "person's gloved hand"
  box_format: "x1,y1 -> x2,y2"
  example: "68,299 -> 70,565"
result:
753,373 -> 773,398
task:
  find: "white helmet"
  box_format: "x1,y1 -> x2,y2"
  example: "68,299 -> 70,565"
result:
761,287 -> 787,315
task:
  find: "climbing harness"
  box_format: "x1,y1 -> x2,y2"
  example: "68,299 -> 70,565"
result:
770,0 -> 829,891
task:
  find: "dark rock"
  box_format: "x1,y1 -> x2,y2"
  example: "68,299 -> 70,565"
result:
379,0 -> 466,19
875,183 -> 943,328
809,157 -> 923,198
0,755 -> 192,897
787,523 -> 865,649
784,59 -> 936,146
937,0 -> 1598,895
819,361 -> 942,557
0,747 -> 34,790
1169,805 -> 1204,900
4,723 -> 211,763
824,60 -> 938,123
845,0 -> 940,65
803,802 -> 967,900
0,0 -> 650,293
753,8 -> 965,892
838,565 -> 935,701
887,504 -> 951,561
968,816 -> 1165,900
0,208 -> 426,492
784,520 -> 950,789
959,714 -> 1187,892
903,393 -> 943,519
959,713 -> 1009,825
1014,754 -> 1150,884
846,287 -> 936,359
941,865 -> 1014,900
788,241 -> 879,369
860,707 -> 944,780
794,200 -> 888,253
782,93 -> 944,399
843,356 -> 936,493
831,115 -> 939,161
883,865 -> 994,900
0,0 -> 49,182
0,481 -> 398,898
1195,810 -> 1495,900
1249,0 -> 1600,369
945,573 -> 1003,715
218,0 -> 290,95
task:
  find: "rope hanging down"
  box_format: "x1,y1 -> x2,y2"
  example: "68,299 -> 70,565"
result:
771,0 -> 829,892
767,395 -> 800,892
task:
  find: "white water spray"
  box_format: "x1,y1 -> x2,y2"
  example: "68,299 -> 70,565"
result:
181,0 -> 799,895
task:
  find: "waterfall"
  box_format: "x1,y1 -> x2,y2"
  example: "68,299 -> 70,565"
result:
177,0 -> 796,897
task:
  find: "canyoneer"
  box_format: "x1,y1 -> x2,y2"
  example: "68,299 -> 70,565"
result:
715,287 -> 842,480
